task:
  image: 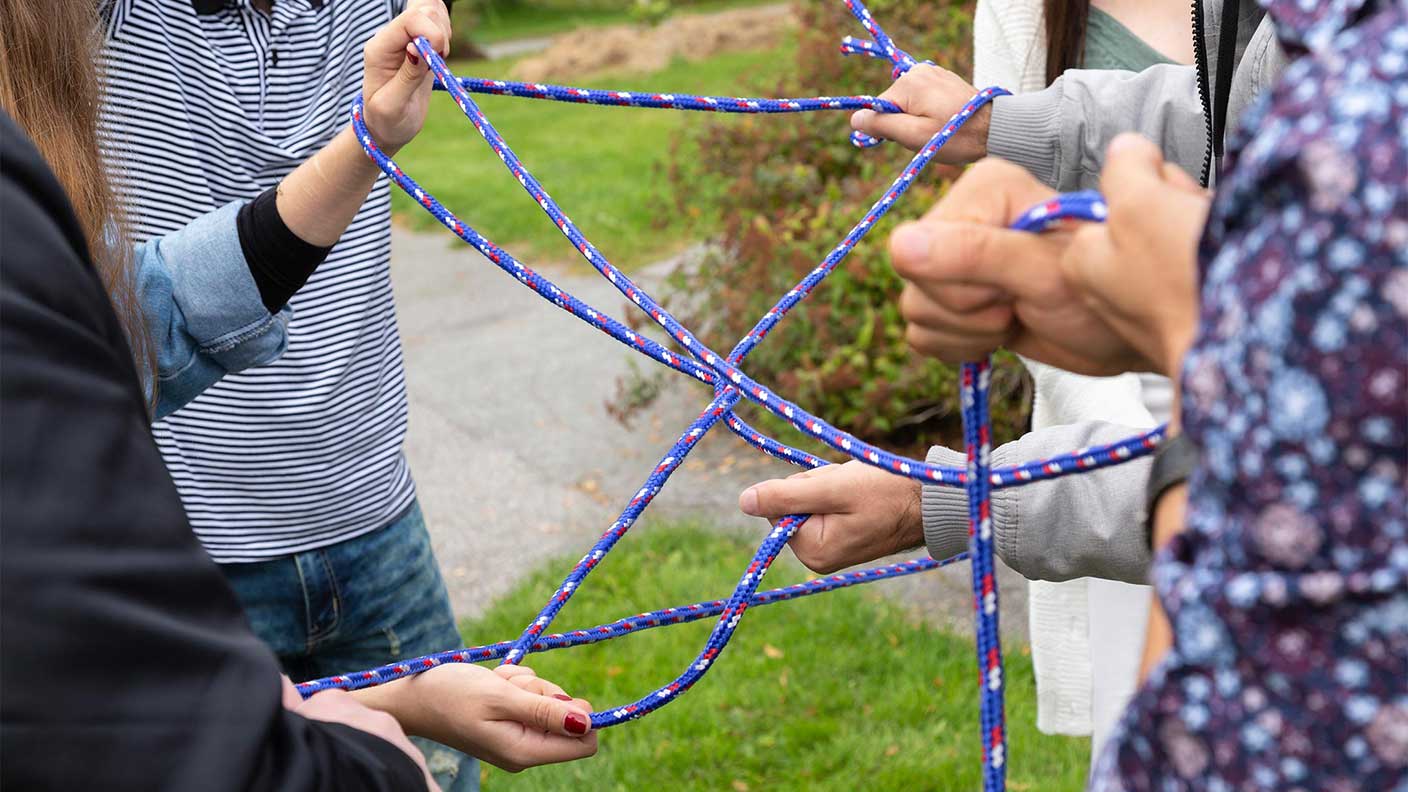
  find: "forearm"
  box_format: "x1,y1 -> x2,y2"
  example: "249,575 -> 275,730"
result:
1138,403 -> 1185,681
1137,481 -> 1182,680
922,421 -> 1157,583
350,678 -> 430,739
0,141 -> 417,792
275,126 -> 384,248
135,203 -> 291,417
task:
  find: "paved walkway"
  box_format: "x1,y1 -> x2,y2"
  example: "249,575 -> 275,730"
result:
391,227 -> 1029,640
480,35 -> 554,61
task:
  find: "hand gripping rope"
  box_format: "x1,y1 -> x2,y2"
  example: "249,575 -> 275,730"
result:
298,3 -> 1164,788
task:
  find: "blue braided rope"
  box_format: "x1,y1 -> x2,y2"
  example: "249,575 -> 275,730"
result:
413,39 -> 1004,491
296,552 -> 966,696
443,77 -> 902,117
399,39 -> 1166,494
836,0 -> 933,147
841,0 -> 917,72
304,4 -> 1168,788
410,39 -> 1010,728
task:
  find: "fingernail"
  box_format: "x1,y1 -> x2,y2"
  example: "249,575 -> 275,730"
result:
739,487 -> 759,515
890,223 -> 932,263
565,712 -> 589,735
407,52 -> 420,66
552,694 -> 573,702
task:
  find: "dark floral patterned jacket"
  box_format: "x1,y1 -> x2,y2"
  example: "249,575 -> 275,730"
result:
1091,1 -> 1408,790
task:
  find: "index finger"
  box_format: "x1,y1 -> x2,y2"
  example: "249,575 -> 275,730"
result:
384,2 -> 450,58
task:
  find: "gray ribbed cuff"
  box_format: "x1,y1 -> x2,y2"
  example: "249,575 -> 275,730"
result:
921,445 -> 970,562
922,442 -> 1022,570
985,89 -> 1064,188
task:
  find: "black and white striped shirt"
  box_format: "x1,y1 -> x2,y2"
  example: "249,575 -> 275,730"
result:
100,0 -> 416,562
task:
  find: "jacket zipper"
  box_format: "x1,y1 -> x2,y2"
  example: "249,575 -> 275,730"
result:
1191,0 -> 1215,187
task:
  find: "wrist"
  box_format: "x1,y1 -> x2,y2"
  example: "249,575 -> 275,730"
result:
363,120 -> 404,159
1157,321 -> 1194,381
968,103 -> 990,160
350,677 -> 420,735
1150,482 -> 1187,549
1143,428 -> 1194,551
899,476 -> 925,548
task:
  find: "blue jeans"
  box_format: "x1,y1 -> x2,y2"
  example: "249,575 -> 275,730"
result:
222,500 -> 479,791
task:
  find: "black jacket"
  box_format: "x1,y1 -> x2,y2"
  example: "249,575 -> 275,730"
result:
0,112 -> 423,791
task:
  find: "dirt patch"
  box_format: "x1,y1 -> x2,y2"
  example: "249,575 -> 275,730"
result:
509,4 -> 795,83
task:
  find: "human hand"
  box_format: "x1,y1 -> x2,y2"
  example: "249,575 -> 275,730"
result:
1061,135 -> 1209,376
739,461 -> 923,573
888,135 -> 1208,378
361,0 -> 452,154
363,663 -> 598,773
281,674 -> 307,709
850,64 -> 990,162
295,686 -> 437,790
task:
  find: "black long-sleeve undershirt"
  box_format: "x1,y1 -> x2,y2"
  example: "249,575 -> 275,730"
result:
236,185 -> 333,313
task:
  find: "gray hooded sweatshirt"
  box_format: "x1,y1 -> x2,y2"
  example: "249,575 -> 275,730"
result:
921,0 -> 1288,584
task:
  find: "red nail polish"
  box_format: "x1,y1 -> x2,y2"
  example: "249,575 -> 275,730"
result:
552,694 -> 573,701
564,712 -> 589,735
408,53 -> 420,66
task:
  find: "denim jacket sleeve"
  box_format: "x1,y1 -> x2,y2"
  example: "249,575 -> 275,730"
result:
134,201 -> 291,419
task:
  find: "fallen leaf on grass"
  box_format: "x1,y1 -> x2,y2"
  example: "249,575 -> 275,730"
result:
606,665 -> 624,677
762,644 -> 784,659
884,744 -> 900,758
732,780 -> 750,792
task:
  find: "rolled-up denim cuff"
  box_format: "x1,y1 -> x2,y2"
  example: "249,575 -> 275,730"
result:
156,200 -> 290,372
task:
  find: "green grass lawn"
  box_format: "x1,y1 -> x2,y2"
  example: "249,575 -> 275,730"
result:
464,525 -> 1089,791
468,0 -> 780,43
389,45 -> 790,272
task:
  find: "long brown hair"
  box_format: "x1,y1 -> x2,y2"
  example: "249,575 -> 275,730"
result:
0,0 -> 155,407
1043,0 -> 1092,86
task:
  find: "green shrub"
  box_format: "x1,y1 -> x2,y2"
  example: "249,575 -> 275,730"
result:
645,0 -> 1030,456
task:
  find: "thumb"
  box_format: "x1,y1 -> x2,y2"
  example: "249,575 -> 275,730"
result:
1099,134 -> 1167,209
280,675 -> 304,710
499,686 -> 593,738
740,472 -> 846,518
889,216 -> 1069,302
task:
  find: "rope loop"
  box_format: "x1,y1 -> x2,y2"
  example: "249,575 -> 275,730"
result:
309,4 -> 1165,788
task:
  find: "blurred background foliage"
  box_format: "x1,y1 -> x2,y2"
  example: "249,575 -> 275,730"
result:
644,0 -> 1031,456
435,0 -> 1033,456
